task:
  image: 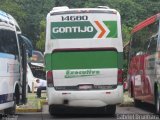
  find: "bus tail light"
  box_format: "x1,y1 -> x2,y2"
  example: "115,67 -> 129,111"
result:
47,71 -> 54,87
118,69 -> 123,85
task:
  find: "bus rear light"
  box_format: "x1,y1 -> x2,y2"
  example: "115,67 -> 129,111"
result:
118,69 -> 123,85
157,51 -> 160,58
47,71 -> 54,87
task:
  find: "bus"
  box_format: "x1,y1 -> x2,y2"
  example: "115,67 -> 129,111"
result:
27,50 -> 46,92
45,6 -> 123,115
0,10 -> 27,114
127,13 -> 160,115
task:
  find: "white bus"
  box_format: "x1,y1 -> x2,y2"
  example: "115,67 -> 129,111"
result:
45,6 -> 123,115
0,10 -> 27,114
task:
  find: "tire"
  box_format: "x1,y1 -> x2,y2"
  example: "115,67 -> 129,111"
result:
49,105 -> 59,116
105,105 -> 116,115
155,89 -> 160,115
28,85 -> 31,93
134,99 -> 141,107
15,87 -> 20,105
49,105 -> 66,116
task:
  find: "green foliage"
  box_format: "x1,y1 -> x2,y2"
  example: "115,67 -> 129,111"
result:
55,0 -> 86,8
0,0 -> 55,49
0,0 -> 160,52
16,0 -> 55,47
85,0 -> 145,27
36,20 -> 46,52
122,24 -> 132,45
0,0 -> 27,30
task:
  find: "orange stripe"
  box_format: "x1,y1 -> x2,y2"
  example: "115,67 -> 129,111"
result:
95,21 -> 106,38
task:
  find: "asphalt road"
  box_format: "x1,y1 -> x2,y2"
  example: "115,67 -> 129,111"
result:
1,103 -> 159,120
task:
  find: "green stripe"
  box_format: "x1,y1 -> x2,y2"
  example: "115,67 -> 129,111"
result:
104,21 -> 118,38
45,51 -> 123,70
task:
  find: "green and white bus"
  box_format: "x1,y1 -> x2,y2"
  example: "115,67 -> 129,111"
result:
45,6 -> 123,115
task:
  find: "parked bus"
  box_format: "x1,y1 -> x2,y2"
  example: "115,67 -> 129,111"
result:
0,10 -> 27,114
127,13 -> 160,115
45,6 -> 123,115
27,50 -> 46,92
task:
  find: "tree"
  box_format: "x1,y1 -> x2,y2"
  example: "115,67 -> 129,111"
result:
0,0 -> 27,30
1,0 -> 160,51
36,20 -> 46,52
122,24 -> 132,45
55,0 -> 86,8
16,0 -> 55,47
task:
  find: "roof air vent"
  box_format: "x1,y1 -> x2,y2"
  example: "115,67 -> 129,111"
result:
97,6 -> 110,9
52,6 -> 69,11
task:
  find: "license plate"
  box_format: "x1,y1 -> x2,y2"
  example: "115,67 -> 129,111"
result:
78,85 -> 92,90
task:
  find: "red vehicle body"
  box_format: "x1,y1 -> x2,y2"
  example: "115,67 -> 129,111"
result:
128,13 -> 160,114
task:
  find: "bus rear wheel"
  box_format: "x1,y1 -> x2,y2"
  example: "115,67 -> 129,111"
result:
134,99 -> 141,107
155,89 -> 160,116
105,105 -> 116,116
28,85 -> 31,93
49,105 -> 60,116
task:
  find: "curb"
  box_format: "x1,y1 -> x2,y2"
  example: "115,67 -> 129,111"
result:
16,108 -> 41,112
16,99 -> 47,112
118,102 -> 134,107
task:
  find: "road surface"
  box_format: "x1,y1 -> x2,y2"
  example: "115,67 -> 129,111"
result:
1,102 -> 159,120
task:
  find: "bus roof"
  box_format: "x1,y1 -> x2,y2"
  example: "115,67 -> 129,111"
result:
8,14 -> 21,33
45,6 -> 123,53
49,6 -> 118,16
0,10 -> 21,33
132,13 -> 160,33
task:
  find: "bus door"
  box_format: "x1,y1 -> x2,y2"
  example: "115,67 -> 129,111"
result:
144,36 -> 157,100
133,54 -> 144,98
21,43 -> 27,104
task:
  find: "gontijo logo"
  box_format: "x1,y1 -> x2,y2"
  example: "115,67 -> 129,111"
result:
51,21 -> 117,39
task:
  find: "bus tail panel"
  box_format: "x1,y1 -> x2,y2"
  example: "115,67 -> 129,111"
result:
45,50 -> 120,88
53,68 -> 118,89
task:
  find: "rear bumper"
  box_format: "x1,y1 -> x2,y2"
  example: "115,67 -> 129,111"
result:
47,85 -> 123,107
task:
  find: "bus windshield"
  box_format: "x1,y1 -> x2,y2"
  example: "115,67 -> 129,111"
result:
47,50 -> 118,70
28,50 -> 46,80
29,51 -> 44,63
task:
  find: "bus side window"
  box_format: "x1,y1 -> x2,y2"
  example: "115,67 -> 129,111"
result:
0,30 -> 5,53
0,29 -> 19,59
9,31 -> 19,55
147,35 -> 158,54
0,30 -> 2,52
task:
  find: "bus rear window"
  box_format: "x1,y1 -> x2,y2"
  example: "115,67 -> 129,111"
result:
50,50 -> 117,70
